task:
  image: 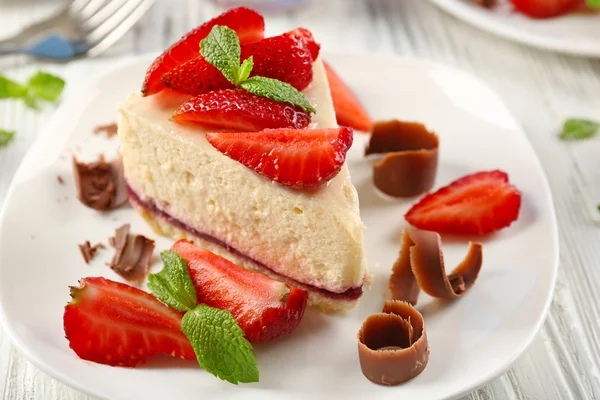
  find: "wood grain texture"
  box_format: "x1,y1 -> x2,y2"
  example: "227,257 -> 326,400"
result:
1,0 -> 600,399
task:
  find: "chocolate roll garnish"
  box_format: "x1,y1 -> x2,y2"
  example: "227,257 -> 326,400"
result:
358,300 -> 429,385
108,224 -> 155,283
389,228 -> 483,303
365,120 -> 439,198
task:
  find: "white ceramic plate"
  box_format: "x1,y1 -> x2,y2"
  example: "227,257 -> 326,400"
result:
429,0 -> 600,57
0,53 -> 558,400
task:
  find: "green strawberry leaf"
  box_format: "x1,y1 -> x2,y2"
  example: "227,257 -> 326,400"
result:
0,129 -> 15,147
559,118 -> 600,140
587,0 -> 600,9
181,304 -> 259,385
240,76 -> 316,113
147,250 -> 197,312
0,76 -> 28,99
237,56 -> 254,84
27,71 -> 65,102
201,25 -> 242,85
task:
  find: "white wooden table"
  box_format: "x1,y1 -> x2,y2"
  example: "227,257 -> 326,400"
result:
1,0 -> 599,399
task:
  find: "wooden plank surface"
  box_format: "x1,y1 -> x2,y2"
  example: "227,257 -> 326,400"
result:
1,0 -> 599,399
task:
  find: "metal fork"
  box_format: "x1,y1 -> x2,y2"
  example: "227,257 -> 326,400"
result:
0,0 -> 155,60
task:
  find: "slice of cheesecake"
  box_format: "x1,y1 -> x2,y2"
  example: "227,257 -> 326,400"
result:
118,57 -> 367,311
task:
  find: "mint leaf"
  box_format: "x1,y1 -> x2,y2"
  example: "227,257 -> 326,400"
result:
559,118 -> 599,140
0,129 -> 15,147
148,250 -> 197,312
23,93 -> 39,110
587,0 -> 600,9
237,56 -> 254,83
0,76 -> 27,99
182,304 -> 259,384
241,76 -> 316,113
597,204 -> 600,212
27,71 -> 65,102
201,26 -> 242,85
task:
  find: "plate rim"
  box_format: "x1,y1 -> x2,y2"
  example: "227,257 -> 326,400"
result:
428,0 -> 600,58
0,52 -> 560,400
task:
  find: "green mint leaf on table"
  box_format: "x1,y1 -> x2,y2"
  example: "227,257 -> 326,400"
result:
0,76 -> 28,99
0,129 -> 15,147
587,0 -> 600,9
182,304 -> 259,384
148,250 -> 197,312
23,93 -> 39,110
559,118 -> 600,140
241,76 -> 316,113
237,56 -> 254,84
201,25 -> 243,85
27,71 -> 65,102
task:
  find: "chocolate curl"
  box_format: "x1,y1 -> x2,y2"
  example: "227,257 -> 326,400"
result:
108,224 -> 155,283
389,228 -> 483,304
365,120 -> 439,198
73,155 -> 128,211
357,300 -> 429,385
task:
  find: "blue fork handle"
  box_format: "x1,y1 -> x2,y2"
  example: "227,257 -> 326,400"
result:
0,35 -> 86,60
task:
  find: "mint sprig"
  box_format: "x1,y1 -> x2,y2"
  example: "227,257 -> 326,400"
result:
27,71 -> 65,102
182,304 -> 259,384
148,249 -> 259,384
587,0 -> 600,9
0,129 -> 15,147
241,76 -> 315,113
148,251 -> 197,312
0,76 -> 28,99
559,118 -> 599,140
200,25 -> 315,114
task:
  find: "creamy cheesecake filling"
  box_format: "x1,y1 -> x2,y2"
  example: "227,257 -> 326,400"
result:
127,184 -> 364,300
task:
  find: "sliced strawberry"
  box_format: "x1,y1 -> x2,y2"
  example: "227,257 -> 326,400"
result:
241,33 -> 314,91
206,127 -> 353,189
171,240 -> 308,343
172,89 -> 311,131
323,61 -> 373,132
64,277 -> 195,367
161,58 -> 234,96
163,32 -> 316,96
405,170 -> 522,235
142,7 -> 265,96
286,27 -> 321,61
508,0 -> 583,18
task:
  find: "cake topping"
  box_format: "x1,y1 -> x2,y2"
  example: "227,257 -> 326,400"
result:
390,228 -> 483,304
78,241 -> 105,264
324,61 -> 373,132
142,7 -> 265,96
365,120 -> 439,197
172,89 -> 311,131
358,300 -> 429,385
206,127 -> 353,189
405,170 -> 522,235
163,29 -> 318,96
108,224 -> 155,283
72,155 -> 128,211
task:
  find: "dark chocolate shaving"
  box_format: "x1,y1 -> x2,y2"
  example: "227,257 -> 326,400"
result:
57,176 -> 64,184
475,0 -> 497,8
358,300 -> 429,385
108,224 -> 155,283
73,155 -> 128,211
389,228 -> 483,304
78,241 -> 105,264
93,122 -> 118,138
365,120 -> 439,197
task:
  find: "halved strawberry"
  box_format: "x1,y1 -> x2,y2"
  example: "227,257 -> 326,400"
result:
172,89 -> 311,131
64,277 -> 195,367
142,7 -> 265,96
508,0 -> 583,18
171,240 -> 308,343
162,32 -> 315,96
323,61 -> 373,133
405,170 -> 522,235
206,127 -> 353,189
287,27 -> 321,61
